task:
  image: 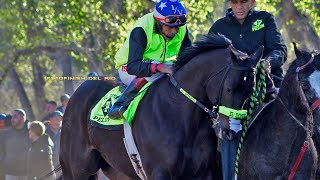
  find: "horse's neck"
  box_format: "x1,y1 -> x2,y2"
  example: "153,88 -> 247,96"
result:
174,63 -> 209,101
272,90 -> 311,142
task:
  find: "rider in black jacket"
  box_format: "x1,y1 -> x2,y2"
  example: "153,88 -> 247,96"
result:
209,4 -> 287,87
208,1 -> 287,179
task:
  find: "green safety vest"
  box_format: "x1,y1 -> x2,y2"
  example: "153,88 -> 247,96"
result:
114,13 -> 187,69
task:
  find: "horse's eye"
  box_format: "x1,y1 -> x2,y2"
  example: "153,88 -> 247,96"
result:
227,88 -> 232,93
300,81 -> 310,89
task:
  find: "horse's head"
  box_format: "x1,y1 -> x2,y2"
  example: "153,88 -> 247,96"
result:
292,43 -> 320,108
207,45 -> 264,141
289,43 -> 320,135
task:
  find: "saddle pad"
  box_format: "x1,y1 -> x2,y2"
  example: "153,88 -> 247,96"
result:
89,82 -> 152,129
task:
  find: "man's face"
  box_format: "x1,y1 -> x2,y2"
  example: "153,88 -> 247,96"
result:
161,25 -> 180,39
29,129 -> 38,142
230,0 -> 255,24
49,116 -> 62,130
11,111 -> 24,128
46,103 -> 57,114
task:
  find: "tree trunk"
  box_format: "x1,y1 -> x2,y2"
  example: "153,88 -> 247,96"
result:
59,53 -> 74,95
9,67 -> 35,121
277,0 -> 320,50
31,59 -> 47,120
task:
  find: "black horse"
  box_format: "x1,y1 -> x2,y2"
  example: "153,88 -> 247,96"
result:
59,34 -> 264,179
216,44 -> 319,179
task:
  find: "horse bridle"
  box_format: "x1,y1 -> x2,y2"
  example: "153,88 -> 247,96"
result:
212,63 -> 256,115
278,52 -> 319,138
278,52 -> 320,180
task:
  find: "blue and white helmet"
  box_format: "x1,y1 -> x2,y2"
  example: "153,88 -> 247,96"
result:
153,0 -> 187,27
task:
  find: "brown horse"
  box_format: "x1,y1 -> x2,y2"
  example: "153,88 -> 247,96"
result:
215,44 -> 319,179
59,34 -> 264,179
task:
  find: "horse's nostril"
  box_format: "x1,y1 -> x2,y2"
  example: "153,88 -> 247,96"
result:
223,129 -> 236,141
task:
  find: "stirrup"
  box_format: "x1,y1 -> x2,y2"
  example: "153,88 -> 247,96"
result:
108,106 -> 125,120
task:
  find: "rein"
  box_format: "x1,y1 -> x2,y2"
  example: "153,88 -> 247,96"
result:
170,75 -> 217,118
169,63 -> 250,122
169,64 -> 232,119
40,165 -> 62,180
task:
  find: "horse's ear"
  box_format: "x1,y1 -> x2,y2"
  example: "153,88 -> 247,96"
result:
229,44 -> 249,61
245,46 -> 263,68
251,46 -> 264,62
293,42 -> 303,58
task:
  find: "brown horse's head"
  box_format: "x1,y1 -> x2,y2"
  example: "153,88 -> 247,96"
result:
210,46 -> 264,141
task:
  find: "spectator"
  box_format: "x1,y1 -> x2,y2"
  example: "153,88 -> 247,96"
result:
5,114 -> 12,128
41,101 -> 57,123
27,121 -> 55,180
56,94 -> 70,113
87,72 -> 98,77
45,111 -> 62,167
0,109 -> 29,180
0,114 -> 6,130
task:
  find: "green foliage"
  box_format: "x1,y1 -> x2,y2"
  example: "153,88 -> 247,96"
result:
255,0 -> 281,16
184,0 -> 215,39
294,0 -> 320,36
0,0 -> 319,114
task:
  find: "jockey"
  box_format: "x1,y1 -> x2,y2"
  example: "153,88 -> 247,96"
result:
108,0 -> 191,120
208,0 -> 287,179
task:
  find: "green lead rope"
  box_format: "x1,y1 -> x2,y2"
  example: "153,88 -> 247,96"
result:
234,61 -> 267,179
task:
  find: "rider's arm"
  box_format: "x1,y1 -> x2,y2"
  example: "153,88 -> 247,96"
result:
208,19 -> 221,35
264,14 -> 287,70
127,27 -> 153,77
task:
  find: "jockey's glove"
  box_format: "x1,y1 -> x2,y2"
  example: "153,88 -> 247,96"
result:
155,63 -> 176,75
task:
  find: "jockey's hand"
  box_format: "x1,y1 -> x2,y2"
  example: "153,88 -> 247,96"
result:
264,59 -> 271,74
157,64 -> 175,75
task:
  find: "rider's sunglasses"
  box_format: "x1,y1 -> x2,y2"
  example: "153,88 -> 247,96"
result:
156,15 -> 187,24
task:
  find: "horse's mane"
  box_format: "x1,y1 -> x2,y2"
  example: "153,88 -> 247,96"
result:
176,33 -> 231,68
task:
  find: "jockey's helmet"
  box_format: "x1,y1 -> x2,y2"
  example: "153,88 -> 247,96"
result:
153,0 -> 187,27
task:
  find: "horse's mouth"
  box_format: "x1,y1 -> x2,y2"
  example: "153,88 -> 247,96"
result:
222,129 -> 236,141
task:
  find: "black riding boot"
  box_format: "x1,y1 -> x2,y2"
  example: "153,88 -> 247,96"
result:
108,77 -> 147,120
